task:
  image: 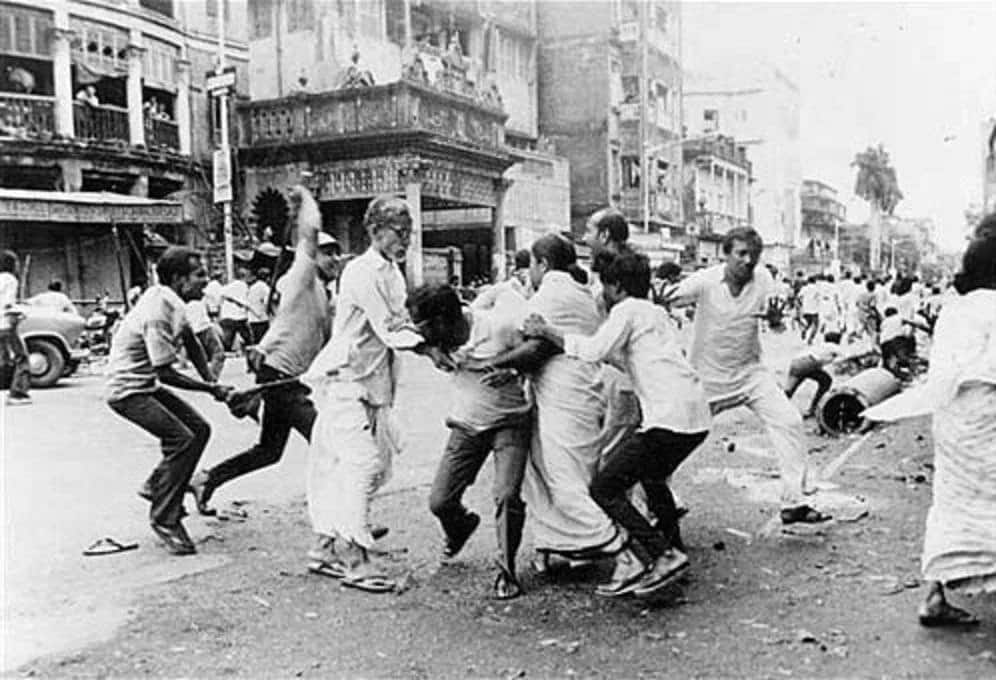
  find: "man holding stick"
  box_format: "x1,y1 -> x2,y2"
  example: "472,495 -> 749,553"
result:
188,186 -> 341,515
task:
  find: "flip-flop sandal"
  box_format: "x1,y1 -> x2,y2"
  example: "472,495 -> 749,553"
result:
492,562 -> 523,601
83,537 -> 139,557
341,573 -> 396,594
308,560 -> 348,579
595,566 -> 649,598
780,505 -> 833,525
918,603 -> 980,628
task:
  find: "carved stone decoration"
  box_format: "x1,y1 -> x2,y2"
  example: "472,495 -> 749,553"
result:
338,45 -> 375,90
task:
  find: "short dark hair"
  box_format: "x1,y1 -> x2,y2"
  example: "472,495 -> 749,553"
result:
601,251 -> 651,299
954,225 -> 996,294
824,331 -> 842,344
513,248 -> 531,270
48,280 -> 63,292
655,261 -> 682,282
531,233 -> 577,273
156,246 -> 202,286
0,249 -> 18,274
567,263 -> 589,285
589,207 -> 629,245
405,284 -> 467,352
722,227 -> 763,256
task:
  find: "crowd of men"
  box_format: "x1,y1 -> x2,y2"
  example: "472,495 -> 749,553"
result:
6,186 -> 988,626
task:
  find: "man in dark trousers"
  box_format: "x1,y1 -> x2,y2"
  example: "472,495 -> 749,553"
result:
188,188 -> 341,515
106,246 -> 233,555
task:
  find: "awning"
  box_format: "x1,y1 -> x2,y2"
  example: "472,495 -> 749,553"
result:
0,189 -> 185,225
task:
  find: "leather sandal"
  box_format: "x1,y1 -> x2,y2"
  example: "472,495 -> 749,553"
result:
188,472 -> 217,516
780,504 -> 832,525
918,601 -> 980,628
492,562 -> 523,600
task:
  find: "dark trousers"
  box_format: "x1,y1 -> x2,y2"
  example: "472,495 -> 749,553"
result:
590,428 -> 707,565
801,313 -> 820,344
109,387 -> 211,525
0,325 -> 31,397
785,356 -> 833,413
249,321 -> 270,345
206,364 -> 316,491
429,422 -> 529,575
219,318 -> 252,352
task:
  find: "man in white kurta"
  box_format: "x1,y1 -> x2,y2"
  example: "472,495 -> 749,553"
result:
668,227 -> 830,524
304,194 -> 423,592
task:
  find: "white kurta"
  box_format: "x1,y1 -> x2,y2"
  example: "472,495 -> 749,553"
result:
521,271 -> 623,557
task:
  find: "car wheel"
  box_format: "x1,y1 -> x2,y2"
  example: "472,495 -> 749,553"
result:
26,338 -> 66,388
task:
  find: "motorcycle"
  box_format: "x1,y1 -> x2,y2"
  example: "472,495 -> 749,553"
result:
81,303 -> 122,356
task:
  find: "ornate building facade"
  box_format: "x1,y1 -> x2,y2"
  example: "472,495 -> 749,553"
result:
238,0 -> 569,285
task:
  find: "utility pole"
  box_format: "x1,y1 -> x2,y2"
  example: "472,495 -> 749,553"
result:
216,5 -> 233,281
640,0 -> 650,234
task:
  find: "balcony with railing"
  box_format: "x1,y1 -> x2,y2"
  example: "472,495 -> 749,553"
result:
239,79 -> 507,154
73,102 -> 129,144
144,114 -> 180,151
0,94 -> 56,138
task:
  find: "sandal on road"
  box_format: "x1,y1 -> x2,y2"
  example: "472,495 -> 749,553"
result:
492,562 -> 523,601
780,504 -> 832,525
341,571 -> 396,594
308,560 -> 348,579
83,537 -> 139,557
918,601 -> 980,628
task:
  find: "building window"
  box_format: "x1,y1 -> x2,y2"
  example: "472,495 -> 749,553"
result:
206,0 -> 230,20
621,156 -> 640,189
356,0 -> 384,38
250,0 -> 274,39
71,18 -> 129,77
142,37 -> 178,90
286,0 -> 315,33
385,0 -> 406,45
0,5 -> 54,97
139,0 -> 174,18
703,108 -> 718,132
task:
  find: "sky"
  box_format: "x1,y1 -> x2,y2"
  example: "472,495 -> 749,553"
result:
682,1 -> 996,250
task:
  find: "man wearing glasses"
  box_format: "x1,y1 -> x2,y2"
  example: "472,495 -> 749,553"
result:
303,190 -> 437,593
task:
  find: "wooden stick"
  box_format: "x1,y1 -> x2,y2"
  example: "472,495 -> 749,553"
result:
820,432 -> 873,480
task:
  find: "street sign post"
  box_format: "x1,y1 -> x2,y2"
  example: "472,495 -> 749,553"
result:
213,149 -> 232,204
205,67 -> 236,95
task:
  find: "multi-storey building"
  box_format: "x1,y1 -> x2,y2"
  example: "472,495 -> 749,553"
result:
0,0 -> 248,298
683,61 -> 801,271
798,178 -> 846,269
237,0 -> 568,285
536,0 -> 683,261
681,134 -> 751,265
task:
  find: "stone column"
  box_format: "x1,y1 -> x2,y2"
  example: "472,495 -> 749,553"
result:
405,179 -> 423,287
126,31 -> 146,147
492,178 -> 511,281
175,56 -> 192,155
51,12 -> 75,138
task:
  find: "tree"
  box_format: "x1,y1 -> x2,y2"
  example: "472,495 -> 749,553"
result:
852,144 -> 903,271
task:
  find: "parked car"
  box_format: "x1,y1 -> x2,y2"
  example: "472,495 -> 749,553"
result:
15,304 -> 89,388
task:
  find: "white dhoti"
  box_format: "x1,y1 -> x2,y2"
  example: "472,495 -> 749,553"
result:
307,380 -> 402,550
709,370 -> 810,506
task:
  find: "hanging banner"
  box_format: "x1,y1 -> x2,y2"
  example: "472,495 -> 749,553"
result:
213,149 -> 232,204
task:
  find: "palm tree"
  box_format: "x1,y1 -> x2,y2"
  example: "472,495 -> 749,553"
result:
852,144 -> 903,272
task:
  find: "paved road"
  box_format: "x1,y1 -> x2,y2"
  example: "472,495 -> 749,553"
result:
2,354 -> 452,671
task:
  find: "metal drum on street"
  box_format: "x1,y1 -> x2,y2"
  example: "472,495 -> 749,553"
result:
817,367 -> 903,436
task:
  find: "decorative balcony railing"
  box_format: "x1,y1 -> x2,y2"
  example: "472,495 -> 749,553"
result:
239,80 -> 507,153
73,102 -> 129,143
144,114 -> 179,151
0,93 -> 56,138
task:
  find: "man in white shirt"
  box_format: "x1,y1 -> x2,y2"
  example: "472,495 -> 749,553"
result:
218,264 -> 252,352
798,276 -> 821,344
106,247 -> 232,555
303,190 -> 431,593
246,267 -> 272,344
1,250 -> 31,404
526,251 -> 710,597
29,280 -> 77,314
666,227 -> 830,525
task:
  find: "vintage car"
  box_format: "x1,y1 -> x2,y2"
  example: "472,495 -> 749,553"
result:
14,304 -> 89,388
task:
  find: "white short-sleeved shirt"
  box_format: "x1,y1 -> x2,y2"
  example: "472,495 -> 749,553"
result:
185,299 -> 213,334
564,297 -> 710,434
672,264 -> 773,398
219,280 -> 249,321
1,271 -> 19,330
799,283 -> 821,314
106,285 -> 189,402
247,280 -> 271,323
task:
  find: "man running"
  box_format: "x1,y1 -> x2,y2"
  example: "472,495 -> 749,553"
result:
666,227 -> 830,525
188,191 -> 342,515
